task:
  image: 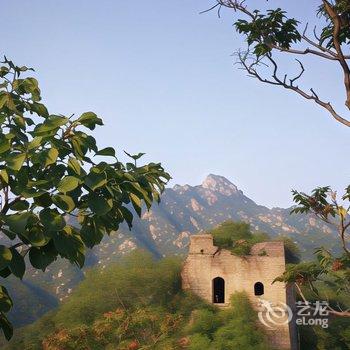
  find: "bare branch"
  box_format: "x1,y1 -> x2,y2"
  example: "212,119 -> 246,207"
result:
237,52 -> 350,127
210,0 -> 350,127
290,59 -> 305,86
295,283 -> 350,317
199,3 -> 220,15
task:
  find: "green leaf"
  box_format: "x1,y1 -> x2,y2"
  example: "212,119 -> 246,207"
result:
130,193 -> 142,217
96,147 -> 115,157
4,212 -> 31,234
44,148 -> 59,167
0,137 -> 10,154
124,151 -> 145,161
33,192 -> 52,207
76,112 -> 103,130
0,93 -> 9,109
34,115 -> 68,136
13,115 -> 26,129
0,170 -> 9,185
9,200 -> 29,211
21,227 -> 48,247
52,194 -> 75,212
27,136 -> 42,150
29,244 -> 57,271
57,176 -> 80,193
119,206 -> 134,229
88,194 -> 112,215
21,188 -> 45,199
0,247 -> 12,271
6,153 -> 26,171
68,157 -> 82,175
0,286 -> 12,313
80,222 -> 104,248
84,171 -> 107,191
30,102 -> 49,117
8,248 -> 25,279
0,312 -> 13,340
0,268 -> 11,278
53,227 -> 85,267
1,229 -> 15,240
39,208 -> 66,232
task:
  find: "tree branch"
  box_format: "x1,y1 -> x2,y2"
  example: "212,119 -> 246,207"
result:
295,282 -> 350,317
238,52 -> 350,127
212,0 -> 350,127
322,1 -> 350,109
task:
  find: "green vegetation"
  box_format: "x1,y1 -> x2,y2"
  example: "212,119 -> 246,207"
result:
0,58 -> 170,339
187,293 -> 270,350
3,248 -> 349,349
4,251 -> 272,350
210,221 -> 269,255
209,220 -> 300,262
300,317 -> 350,350
213,0 -> 350,321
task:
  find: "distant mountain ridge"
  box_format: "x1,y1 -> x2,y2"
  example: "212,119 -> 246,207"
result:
121,174 -> 338,258
2,174 -> 339,326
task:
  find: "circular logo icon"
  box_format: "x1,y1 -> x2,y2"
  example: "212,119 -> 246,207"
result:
258,298 -> 293,329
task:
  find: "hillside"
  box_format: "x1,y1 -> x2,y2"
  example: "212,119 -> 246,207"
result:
4,251 -> 349,350
2,252 -> 278,350
1,174 -> 339,325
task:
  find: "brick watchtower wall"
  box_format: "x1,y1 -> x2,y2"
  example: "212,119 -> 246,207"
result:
181,234 -> 298,350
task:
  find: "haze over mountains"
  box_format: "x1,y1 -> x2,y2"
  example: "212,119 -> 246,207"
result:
3,174 -> 339,326
119,174 -> 338,257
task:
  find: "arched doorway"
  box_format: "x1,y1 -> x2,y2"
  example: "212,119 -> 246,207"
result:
254,282 -> 264,296
212,277 -> 225,303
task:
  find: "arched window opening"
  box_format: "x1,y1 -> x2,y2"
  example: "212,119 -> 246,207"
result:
254,282 -> 264,296
213,277 -> 225,303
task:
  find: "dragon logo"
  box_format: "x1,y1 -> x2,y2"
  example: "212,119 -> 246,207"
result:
258,299 -> 293,329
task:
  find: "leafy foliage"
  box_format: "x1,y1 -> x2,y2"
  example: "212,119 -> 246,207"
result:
235,8 -> 301,57
210,220 -> 263,255
0,58 -> 170,339
300,316 -> 350,349
276,186 -> 350,317
4,252 -> 273,350
209,220 -> 300,261
214,0 -> 350,127
188,293 -> 271,350
318,0 -> 350,49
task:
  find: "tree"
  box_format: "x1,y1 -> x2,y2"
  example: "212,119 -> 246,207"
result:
209,220 -> 300,261
203,0 -> 350,127
203,0 -> 350,317
0,57 -> 170,339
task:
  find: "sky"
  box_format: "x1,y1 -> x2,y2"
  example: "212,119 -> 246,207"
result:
2,0 -> 349,208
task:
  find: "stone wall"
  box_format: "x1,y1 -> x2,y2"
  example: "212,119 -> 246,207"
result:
181,234 -> 298,350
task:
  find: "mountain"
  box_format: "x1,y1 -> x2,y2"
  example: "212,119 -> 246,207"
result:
115,174 -> 338,258
1,174 -> 339,326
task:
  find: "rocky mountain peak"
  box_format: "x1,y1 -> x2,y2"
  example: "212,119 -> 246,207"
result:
201,174 -> 239,196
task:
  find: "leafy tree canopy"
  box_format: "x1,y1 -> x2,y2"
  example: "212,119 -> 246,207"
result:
0,57 -> 170,339
209,220 -> 300,262
203,0 -> 350,320
205,0 -> 350,127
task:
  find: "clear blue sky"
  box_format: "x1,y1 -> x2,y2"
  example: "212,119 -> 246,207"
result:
3,0 -> 349,208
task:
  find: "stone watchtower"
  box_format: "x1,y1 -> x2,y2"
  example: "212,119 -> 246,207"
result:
181,234 -> 298,350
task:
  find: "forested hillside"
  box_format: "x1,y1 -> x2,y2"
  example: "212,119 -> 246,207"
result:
4,251 -> 274,350
1,175 -> 342,328
5,247 -> 350,350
